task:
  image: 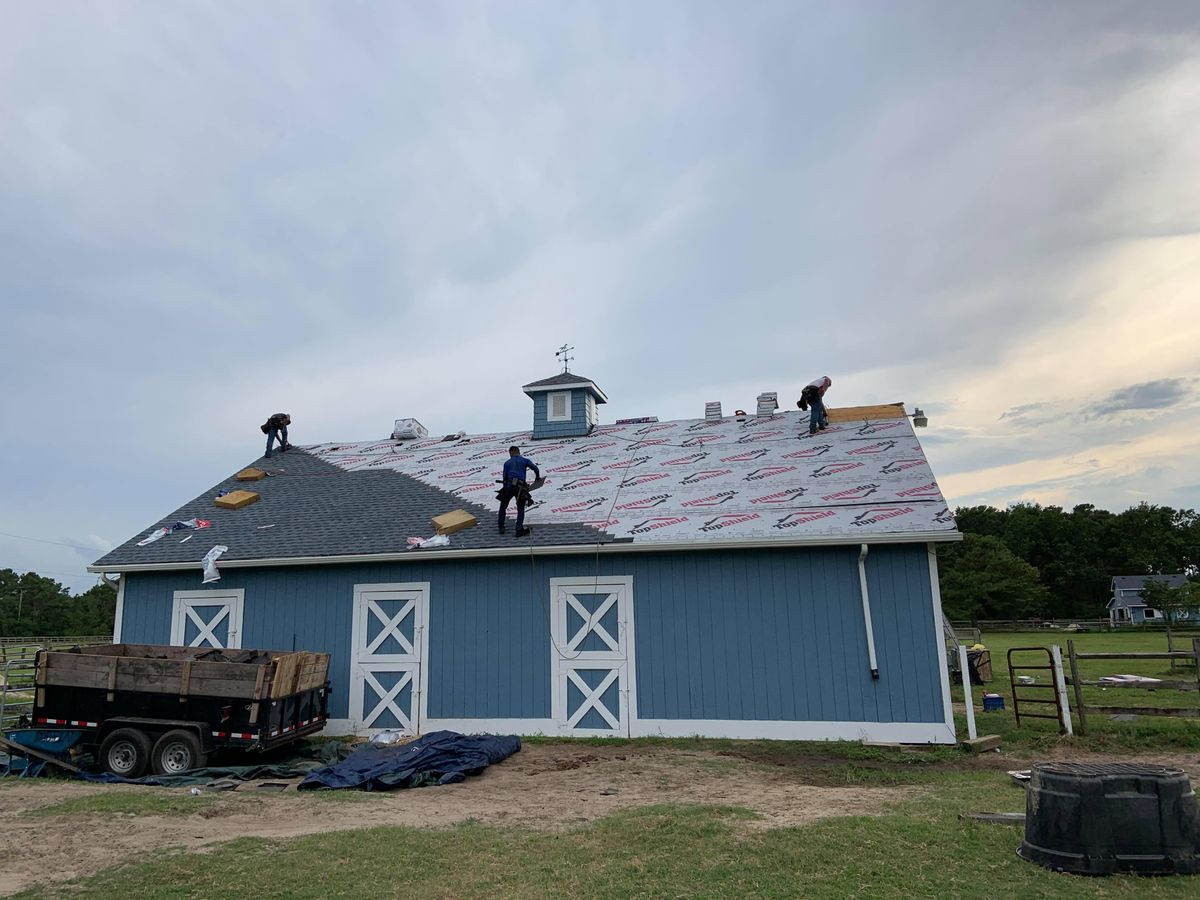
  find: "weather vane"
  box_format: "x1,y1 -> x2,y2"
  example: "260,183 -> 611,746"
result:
556,343 -> 575,374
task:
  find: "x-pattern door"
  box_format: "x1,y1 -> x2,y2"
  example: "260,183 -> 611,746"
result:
171,591 -> 243,649
350,585 -> 426,734
551,577 -> 635,736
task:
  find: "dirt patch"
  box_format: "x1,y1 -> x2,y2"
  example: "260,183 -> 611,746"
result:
0,743 -> 907,895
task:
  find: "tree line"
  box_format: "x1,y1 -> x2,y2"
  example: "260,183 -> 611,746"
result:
0,569 -> 116,637
937,502 -> 1200,621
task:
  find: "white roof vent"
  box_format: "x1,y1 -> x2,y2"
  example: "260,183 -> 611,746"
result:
391,417 -> 429,441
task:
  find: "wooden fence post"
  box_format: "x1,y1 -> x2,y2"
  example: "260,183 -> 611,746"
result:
958,644 -> 977,740
1068,640 -> 1087,736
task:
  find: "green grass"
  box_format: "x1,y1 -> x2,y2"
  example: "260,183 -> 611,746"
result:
966,630 -> 1200,753
23,791 -> 218,819
17,775 -> 1200,899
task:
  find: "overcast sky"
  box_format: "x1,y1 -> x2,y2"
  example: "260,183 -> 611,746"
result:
2,2 -> 1198,593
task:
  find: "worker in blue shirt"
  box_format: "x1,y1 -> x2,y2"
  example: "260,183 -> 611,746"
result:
497,446 -> 540,537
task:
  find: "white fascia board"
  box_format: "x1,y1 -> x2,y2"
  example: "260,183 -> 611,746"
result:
87,529 -> 962,574
522,381 -> 610,404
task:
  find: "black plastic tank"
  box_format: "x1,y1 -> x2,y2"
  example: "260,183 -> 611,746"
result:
1019,762 -> 1200,875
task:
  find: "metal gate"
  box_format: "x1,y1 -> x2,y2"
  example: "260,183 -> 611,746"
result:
349,583 -> 428,734
550,576 -> 635,736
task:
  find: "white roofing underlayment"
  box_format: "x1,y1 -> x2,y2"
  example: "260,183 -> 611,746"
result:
306,408 -> 957,545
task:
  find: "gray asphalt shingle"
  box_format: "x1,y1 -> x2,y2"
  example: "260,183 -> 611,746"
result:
522,372 -> 601,389
92,448 -> 612,569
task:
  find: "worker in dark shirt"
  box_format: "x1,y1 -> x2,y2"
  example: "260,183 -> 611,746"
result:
497,446 -> 540,537
261,412 -> 292,458
797,376 -> 831,435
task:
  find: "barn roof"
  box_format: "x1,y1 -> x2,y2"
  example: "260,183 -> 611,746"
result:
90,403 -> 958,574
1111,574 -> 1188,591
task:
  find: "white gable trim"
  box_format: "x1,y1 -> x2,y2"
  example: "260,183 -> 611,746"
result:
523,380 -> 610,403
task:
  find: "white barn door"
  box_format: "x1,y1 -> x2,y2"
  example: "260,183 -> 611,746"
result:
171,590 -> 243,649
350,583 -> 428,735
550,576 -> 636,736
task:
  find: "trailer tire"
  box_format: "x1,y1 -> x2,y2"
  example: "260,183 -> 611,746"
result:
151,729 -> 207,776
100,728 -> 152,778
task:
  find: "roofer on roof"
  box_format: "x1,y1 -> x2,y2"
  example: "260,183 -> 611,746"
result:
497,446 -> 540,538
798,377 -> 831,435
261,413 -> 292,458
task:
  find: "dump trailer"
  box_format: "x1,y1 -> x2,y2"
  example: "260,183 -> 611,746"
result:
29,643 -> 331,777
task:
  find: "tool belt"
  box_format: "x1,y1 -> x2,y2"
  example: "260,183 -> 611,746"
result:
798,385 -> 820,411
497,479 -> 531,504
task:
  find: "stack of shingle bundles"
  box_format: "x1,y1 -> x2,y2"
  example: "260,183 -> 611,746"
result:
705,401 -> 722,420
756,392 -> 778,416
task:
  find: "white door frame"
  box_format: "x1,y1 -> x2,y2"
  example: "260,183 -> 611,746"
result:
170,589 -> 244,649
550,575 -> 637,736
349,582 -> 430,735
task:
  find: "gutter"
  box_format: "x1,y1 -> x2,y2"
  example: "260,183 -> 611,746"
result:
87,529 -> 962,575
857,543 -> 880,679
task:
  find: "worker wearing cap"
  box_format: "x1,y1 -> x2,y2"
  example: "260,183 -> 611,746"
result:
497,446 -> 540,537
798,377 -> 831,435
261,413 -> 292,458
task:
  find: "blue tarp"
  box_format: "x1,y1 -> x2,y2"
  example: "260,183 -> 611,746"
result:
1,729 -> 84,778
298,730 -> 520,791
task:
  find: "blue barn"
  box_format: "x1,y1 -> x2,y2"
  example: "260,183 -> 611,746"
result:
90,373 -> 962,743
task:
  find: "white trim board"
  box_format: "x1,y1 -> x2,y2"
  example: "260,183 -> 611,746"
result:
927,544 -> 957,741
349,582 -> 430,735
321,719 -> 558,738
631,719 -> 957,744
89,530 -> 963,574
111,576 -> 126,643
523,381 -> 610,403
549,575 -> 637,736
546,391 -> 573,423
423,718 -> 557,736
323,717 -> 953,743
170,589 -> 244,649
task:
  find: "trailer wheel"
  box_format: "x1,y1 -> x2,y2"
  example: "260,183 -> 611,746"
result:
151,729 -> 207,775
99,728 -> 152,778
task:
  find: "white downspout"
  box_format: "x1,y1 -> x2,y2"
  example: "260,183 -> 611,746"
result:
858,544 -> 879,679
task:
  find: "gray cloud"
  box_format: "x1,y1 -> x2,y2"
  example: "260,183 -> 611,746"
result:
1081,378 -> 1199,420
1,2 -> 1199,588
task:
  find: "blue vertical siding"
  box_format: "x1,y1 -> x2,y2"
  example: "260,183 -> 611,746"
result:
118,543 -> 946,726
530,389 -> 593,439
